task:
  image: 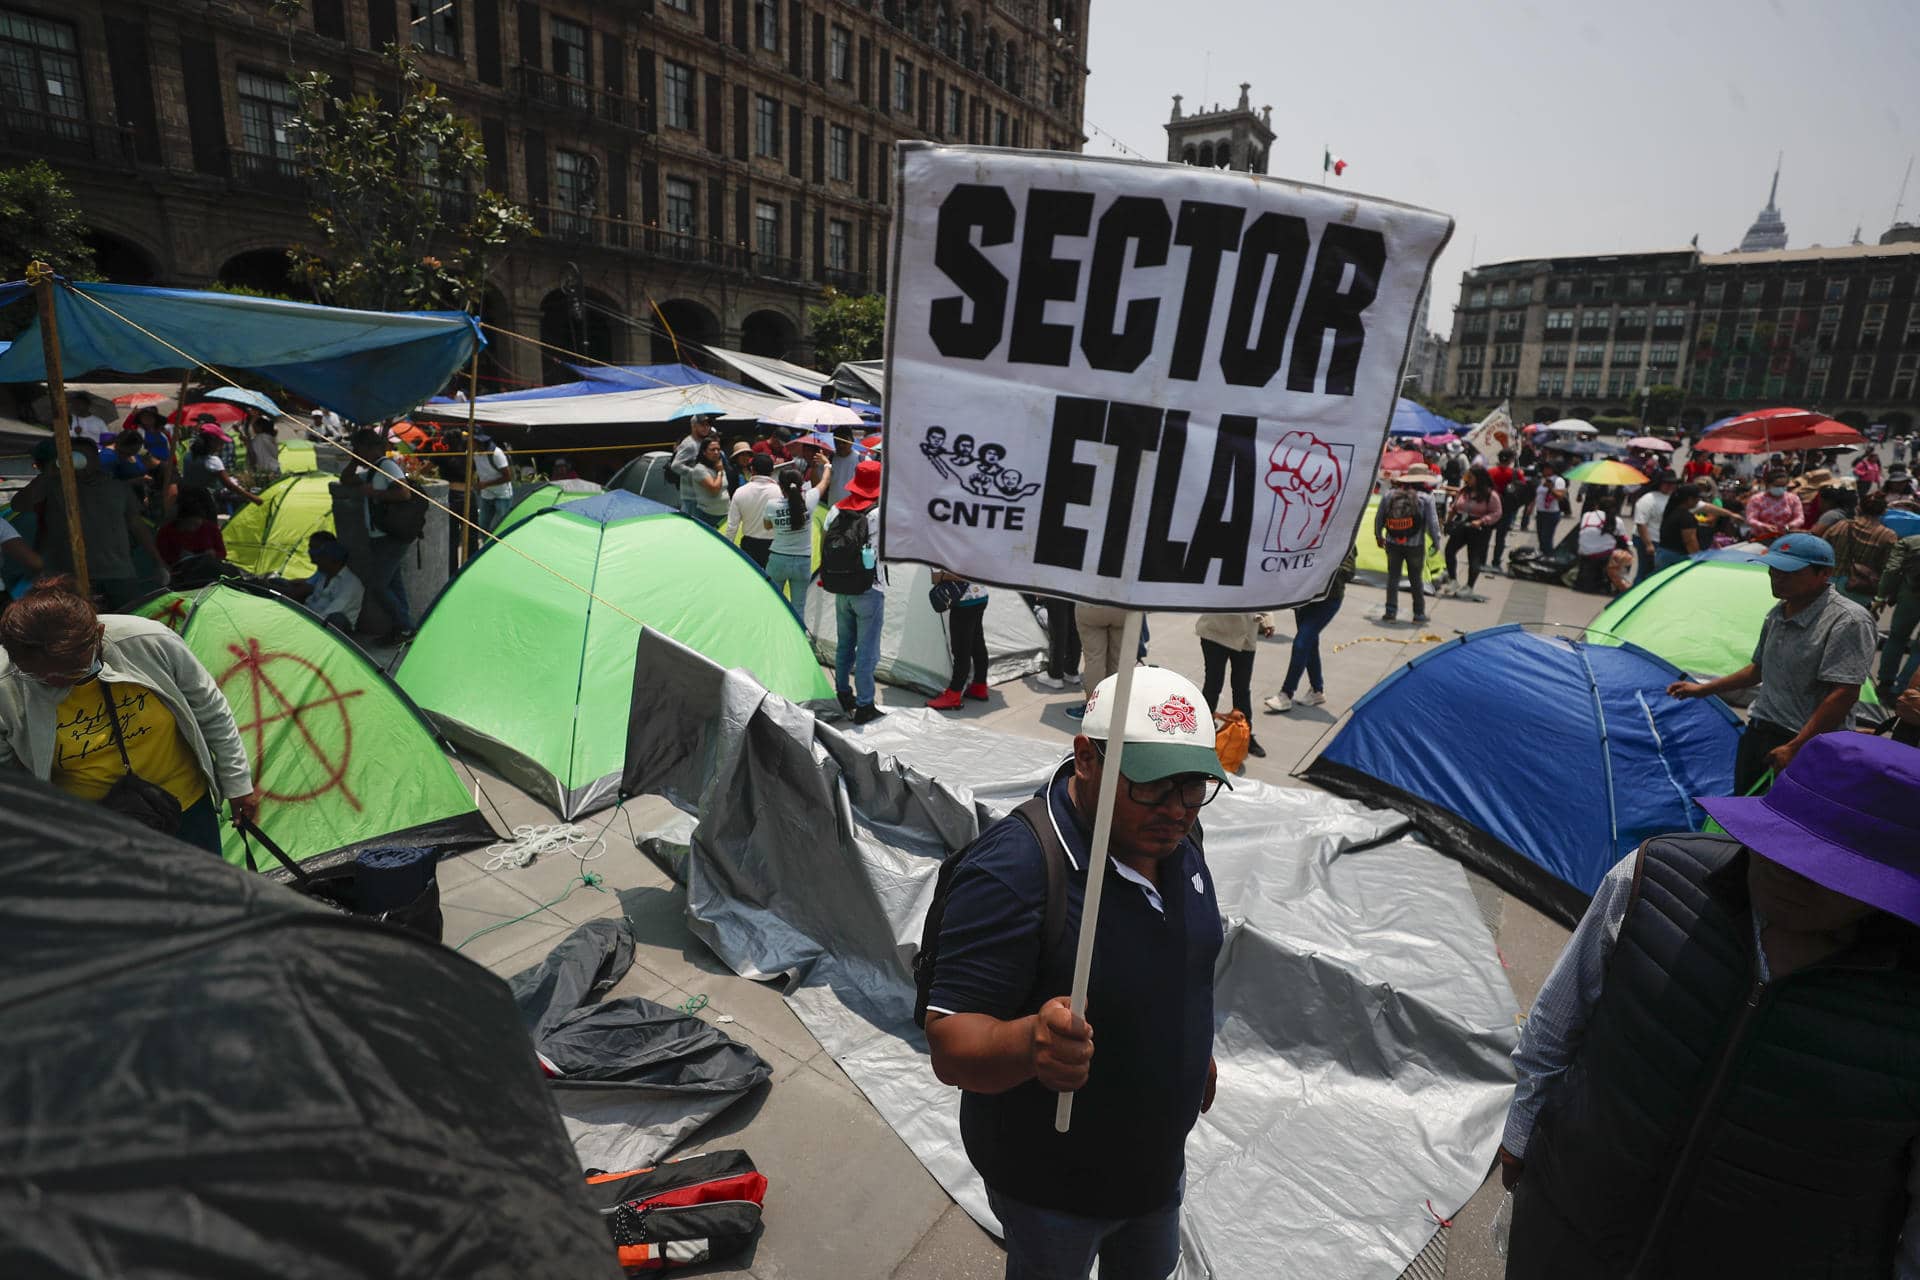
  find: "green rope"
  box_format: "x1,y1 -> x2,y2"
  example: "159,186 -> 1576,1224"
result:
452,870 -> 606,952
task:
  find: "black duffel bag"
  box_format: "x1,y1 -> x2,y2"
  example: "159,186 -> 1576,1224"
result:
237,820 -> 444,943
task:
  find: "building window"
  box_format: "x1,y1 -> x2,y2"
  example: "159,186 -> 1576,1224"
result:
1617,307 -> 1647,329
1455,371 -> 1481,397
1653,307 -> 1684,329
1781,279 -> 1804,302
755,0 -> 779,51
236,69 -> 298,175
1704,281 -> 1725,305
1456,346 -> 1483,368
663,0 -> 691,10
1663,277 -> 1682,297
947,87 -> 964,136
1611,341 -> 1641,367
1826,278 -> 1848,302
665,176 -> 696,236
1498,311 -> 1524,333
1462,313 -> 1489,335
828,123 -> 851,180
1576,344 -> 1605,366
754,199 -> 781,262
1848,354 -> 1874,399
1606,371 -> 1636,398
958,14 -> 973,65
551,16 -> 588,91
663,61 -> 695,130
0,8 -> 85,142
1869,275 -> 1894,300
409,0 -> 460,56
1553,279 -> 1573,300
1490,284 -> 1509,305
1537,372 -> 1564,397
994,110 -> 1008,146
1544,310 -> 1573,331
1570,372 -> 1599,396
1466,287 -> 1487,307
828,217 -> 851,270
1649,343 -> 1680,366
552,148 -> 596,235
1542,344 -> 1568,367
1625,277 -> 1645,298
1589,278 -> 1610,299
755,94 -> 780,156
1581,308 -> 1611,331
1492,344 -> 1519,366
831,25 -> 851,81
1862,303 -> 1888,345
1741,280 -> 1764,303
1491,372 -> 1516,396
894,57 -> 912,113
1514,282 -> 1533,304
935,4 -> 952,55
1892,353 -> 1918,401
1907,303 -> 1920,342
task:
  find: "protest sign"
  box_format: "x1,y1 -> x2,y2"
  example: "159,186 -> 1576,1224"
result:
880,144 -> 1453,611
1466,400 -> 1518,462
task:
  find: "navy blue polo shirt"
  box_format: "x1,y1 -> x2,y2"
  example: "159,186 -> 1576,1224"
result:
927,764 -> 1223,1219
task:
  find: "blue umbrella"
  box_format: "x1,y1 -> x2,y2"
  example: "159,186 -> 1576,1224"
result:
1884,508 -> 1920,539
204,386 -> 284,417
669,401 -> 726,420
1388,398 -> 1463,438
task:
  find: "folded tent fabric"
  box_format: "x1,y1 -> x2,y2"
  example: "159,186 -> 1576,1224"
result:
0,280 -> 479,425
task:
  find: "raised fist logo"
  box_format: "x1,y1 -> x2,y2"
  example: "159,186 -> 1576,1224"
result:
1263,430 -> 1348,553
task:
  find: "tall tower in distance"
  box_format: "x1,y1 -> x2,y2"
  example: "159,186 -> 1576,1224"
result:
1737,155 -> 1790,252
1165,82 -> 1274,174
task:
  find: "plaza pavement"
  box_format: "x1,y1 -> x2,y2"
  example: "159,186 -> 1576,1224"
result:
409,558 -> 1611,1280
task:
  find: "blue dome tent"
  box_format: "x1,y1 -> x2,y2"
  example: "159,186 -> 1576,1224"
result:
1301,625 -> 1741,926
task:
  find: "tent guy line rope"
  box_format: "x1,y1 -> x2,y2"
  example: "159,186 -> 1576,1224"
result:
59,283 -> 655,633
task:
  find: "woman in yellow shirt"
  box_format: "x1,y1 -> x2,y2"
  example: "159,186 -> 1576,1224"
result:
0,578 -> 259,854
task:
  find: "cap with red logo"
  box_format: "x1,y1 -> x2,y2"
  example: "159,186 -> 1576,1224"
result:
1080,666 -> 1231,785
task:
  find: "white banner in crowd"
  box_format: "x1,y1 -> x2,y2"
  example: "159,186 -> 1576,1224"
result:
879,144 -> 1453,610
1466,400 -> 1518,462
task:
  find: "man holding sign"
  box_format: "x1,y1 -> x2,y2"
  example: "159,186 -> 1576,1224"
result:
885,144 -> 1450,1274
924,667 -> 1226,1279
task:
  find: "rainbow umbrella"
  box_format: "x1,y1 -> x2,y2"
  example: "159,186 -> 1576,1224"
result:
1563,459 -> 1648,487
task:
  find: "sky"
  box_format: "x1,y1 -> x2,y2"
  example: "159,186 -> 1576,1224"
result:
1080,0 -> 1918,329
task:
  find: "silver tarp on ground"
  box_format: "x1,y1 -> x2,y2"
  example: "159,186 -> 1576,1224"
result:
622,631 -> 1519,1279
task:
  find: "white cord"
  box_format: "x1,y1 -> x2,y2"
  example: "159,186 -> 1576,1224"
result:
482,822 -> 609,872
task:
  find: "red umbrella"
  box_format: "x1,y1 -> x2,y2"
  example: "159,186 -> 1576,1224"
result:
1380,448 -> 1422,473
169,401 -> 247,427
1697,407 -> 1865,453
113,392 -> 171,408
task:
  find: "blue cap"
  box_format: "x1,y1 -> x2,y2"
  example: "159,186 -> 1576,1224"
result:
1757,532 -> 1836,571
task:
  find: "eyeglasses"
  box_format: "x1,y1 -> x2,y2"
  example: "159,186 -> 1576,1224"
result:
1091,743 -> 1222,809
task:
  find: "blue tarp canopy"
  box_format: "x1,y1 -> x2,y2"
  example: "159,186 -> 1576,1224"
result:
1302,624 -> 1741,927
431,363 -> 766,405
1388,398 -> 1466,438
0,280 -> 479,424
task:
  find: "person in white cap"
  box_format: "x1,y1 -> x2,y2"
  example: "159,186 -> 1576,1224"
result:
923,666 -> 1227,1280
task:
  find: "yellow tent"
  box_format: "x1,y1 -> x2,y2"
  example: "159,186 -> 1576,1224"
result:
1353,497 -> 1446,580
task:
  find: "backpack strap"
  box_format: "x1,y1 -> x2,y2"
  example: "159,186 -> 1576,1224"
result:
1010,793 -> 1069,985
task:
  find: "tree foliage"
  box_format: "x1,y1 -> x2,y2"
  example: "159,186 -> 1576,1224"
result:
288,47 -> 534,312
0,160 -> 96,280
1643,384 -> 1686,427
807,290 -> 887,369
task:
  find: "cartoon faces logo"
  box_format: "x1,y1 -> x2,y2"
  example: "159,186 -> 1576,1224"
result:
1145,694 -> 1200,736
1262,430 -> 1351,555
920,427 -> 1042,502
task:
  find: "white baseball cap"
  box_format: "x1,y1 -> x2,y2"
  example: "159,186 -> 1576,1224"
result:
1080,667 -> 1230,785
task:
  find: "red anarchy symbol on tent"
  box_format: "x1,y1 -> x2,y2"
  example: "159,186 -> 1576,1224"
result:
152,598 -> 190,634
219,638 -> 366,810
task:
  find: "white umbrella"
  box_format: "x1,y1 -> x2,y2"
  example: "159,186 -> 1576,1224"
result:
759,399 -> 864,429
1542,418 -> 1598,436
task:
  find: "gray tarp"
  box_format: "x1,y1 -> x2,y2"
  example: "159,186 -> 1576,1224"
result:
622,630 -> 1518,1279
509,918 -> 775,1172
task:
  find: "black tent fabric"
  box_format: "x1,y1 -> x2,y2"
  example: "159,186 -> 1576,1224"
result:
0,772 -> 621,1280
508,919 -> 774,1172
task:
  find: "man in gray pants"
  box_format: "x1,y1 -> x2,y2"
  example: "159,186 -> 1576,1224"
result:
1375,464 -> 1442,625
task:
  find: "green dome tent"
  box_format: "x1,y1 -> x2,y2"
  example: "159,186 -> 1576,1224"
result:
223,472 -> 336,579
1353,496 -> 1446,582
1588,554 -> 1880,705
276,437 -> 318,474
493,478 -> 603,539
397,492 -> 834,817
134,581 -> 494,869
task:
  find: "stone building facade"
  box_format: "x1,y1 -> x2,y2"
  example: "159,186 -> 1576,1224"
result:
1444,237 -> 1920,435
1,0 -> 1089,389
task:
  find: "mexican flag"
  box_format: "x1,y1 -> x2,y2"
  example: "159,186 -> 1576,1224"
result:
1323,148 -> 1347,177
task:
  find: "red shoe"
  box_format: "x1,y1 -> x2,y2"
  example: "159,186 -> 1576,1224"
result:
965,682 -> 990,702
927,689 -> 965,710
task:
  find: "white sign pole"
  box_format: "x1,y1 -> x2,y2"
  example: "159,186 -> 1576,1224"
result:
1055,608 -> 1144,1133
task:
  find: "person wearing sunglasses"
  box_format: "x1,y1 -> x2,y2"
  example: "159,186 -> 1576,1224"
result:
0,577 -> 258,855
924,667 -> 1228,1280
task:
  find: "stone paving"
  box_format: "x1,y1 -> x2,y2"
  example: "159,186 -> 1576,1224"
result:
413,561 -> 1610,1279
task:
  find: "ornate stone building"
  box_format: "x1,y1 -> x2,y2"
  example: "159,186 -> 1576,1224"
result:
1163,82 -> 1272,173
0,0 -> 1090,389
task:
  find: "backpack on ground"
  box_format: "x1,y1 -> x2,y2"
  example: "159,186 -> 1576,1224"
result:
1381,488 -> 1422,544
913,796 -> 1066,1029
585,1149 -> 768,1273
817,508 -> 875,594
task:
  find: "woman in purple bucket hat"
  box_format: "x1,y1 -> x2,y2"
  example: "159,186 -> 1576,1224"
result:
1493,731 -> 1920,1279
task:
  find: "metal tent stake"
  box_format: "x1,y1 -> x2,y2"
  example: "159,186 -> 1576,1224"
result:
1055,608 -> 1144,1134
28,263 -> 90,599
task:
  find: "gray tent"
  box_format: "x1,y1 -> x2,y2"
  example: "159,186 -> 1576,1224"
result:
619,630 -> 1519,1280
803,565 -> 1048,694
608,450 -> 679,506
